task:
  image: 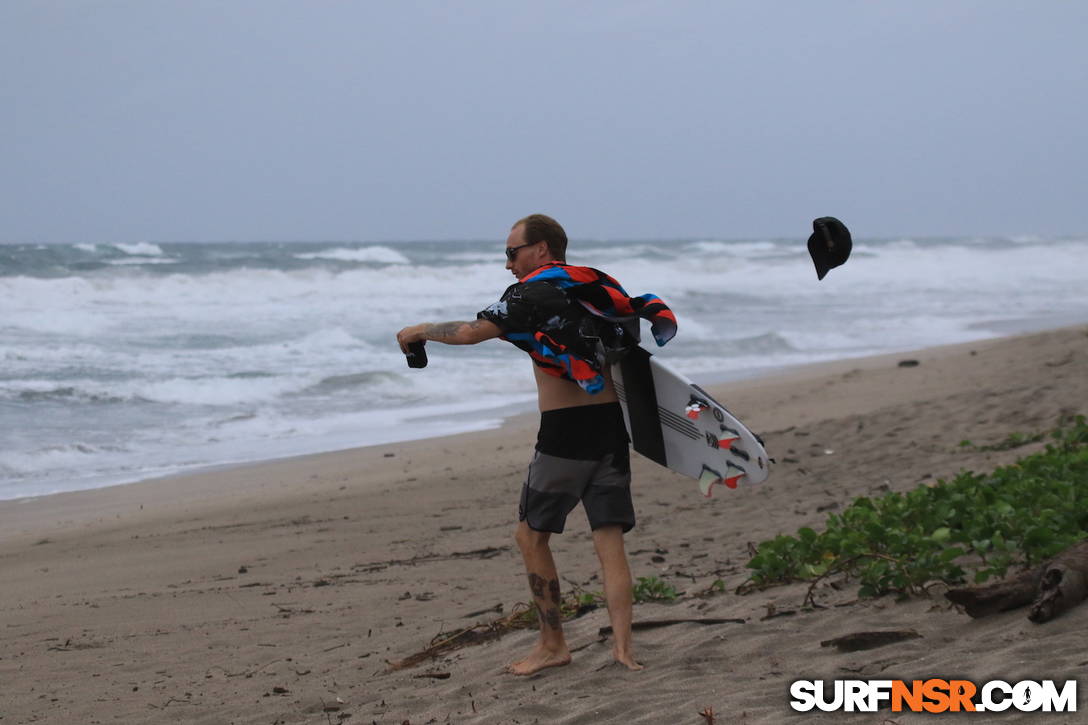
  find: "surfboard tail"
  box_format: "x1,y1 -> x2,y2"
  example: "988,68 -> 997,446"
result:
615,346 -> 772,489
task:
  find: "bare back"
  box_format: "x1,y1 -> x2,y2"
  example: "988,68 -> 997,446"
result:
532,363 -> 619,412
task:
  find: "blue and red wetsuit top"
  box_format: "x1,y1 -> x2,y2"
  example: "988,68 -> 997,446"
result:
477,262 -> 677,394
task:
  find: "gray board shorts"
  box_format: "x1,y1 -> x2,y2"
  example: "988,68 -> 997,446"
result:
519,402 -> 635,534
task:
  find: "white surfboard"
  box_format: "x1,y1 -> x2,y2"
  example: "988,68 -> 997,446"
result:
611,347 -> 770,497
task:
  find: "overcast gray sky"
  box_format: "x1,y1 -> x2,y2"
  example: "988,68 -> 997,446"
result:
2,1 -> 1086,243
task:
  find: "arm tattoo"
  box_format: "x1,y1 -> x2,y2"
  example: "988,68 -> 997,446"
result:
425,320 -> 488,343
426,321 -> 469,342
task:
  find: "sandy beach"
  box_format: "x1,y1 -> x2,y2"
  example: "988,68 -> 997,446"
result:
2,325 -> 1086,724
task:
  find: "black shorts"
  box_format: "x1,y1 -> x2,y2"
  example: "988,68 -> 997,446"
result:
518,402 -> 635,534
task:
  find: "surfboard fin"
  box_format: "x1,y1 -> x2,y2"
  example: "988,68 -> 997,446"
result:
698,467 -> 719,497
698,463 -> 747,497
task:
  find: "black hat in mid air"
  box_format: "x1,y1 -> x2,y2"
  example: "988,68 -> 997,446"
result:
808,216 -> 852,280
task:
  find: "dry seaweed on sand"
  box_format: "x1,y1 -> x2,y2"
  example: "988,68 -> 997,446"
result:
386,605 -> 529,671
387,600 -> 553,671
819,629 -> 922,652
388,587 -> 604,670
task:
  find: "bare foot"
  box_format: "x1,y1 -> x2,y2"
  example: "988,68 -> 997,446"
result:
506,644 -> 572,676
613,649 -> 644,671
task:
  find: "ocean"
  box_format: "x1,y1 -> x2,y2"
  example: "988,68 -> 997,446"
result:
2,236 -> 1087,501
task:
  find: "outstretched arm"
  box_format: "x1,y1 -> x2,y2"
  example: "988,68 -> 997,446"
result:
396,319 -> 502,353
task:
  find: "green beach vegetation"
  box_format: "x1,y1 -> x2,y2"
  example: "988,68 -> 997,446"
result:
744,415 -> 1088,599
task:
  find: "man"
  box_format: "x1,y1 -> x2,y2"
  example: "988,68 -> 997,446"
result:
396,214 -> 674,675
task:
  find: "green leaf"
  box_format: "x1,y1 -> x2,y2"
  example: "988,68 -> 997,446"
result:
940,547 -> 966,562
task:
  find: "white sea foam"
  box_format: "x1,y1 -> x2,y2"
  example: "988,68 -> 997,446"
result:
572,243 -> 673,261
113,241 -> 164,256
0,380 -> 127,404
1010,234 -> 1044,244
687,240 -> 781,256
2,307 -> 114,338
106,257 -> 179,266
1,443 -> 121,476
442,250 -> 508,263
133,375 -> 308,406
294,246 -> 410,264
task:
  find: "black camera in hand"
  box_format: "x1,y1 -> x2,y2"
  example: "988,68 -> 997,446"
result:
405,340 -> 428,369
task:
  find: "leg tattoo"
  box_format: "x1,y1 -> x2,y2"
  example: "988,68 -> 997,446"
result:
527,574 -> 563,630
548,578 -> 561,605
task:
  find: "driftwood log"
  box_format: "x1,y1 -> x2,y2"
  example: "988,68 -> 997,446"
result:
945,540 -> 1088,622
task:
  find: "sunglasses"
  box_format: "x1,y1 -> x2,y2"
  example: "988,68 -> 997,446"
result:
505,240 -> 542,261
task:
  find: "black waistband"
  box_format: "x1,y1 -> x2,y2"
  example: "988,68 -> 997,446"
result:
536,402 -> 630,460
